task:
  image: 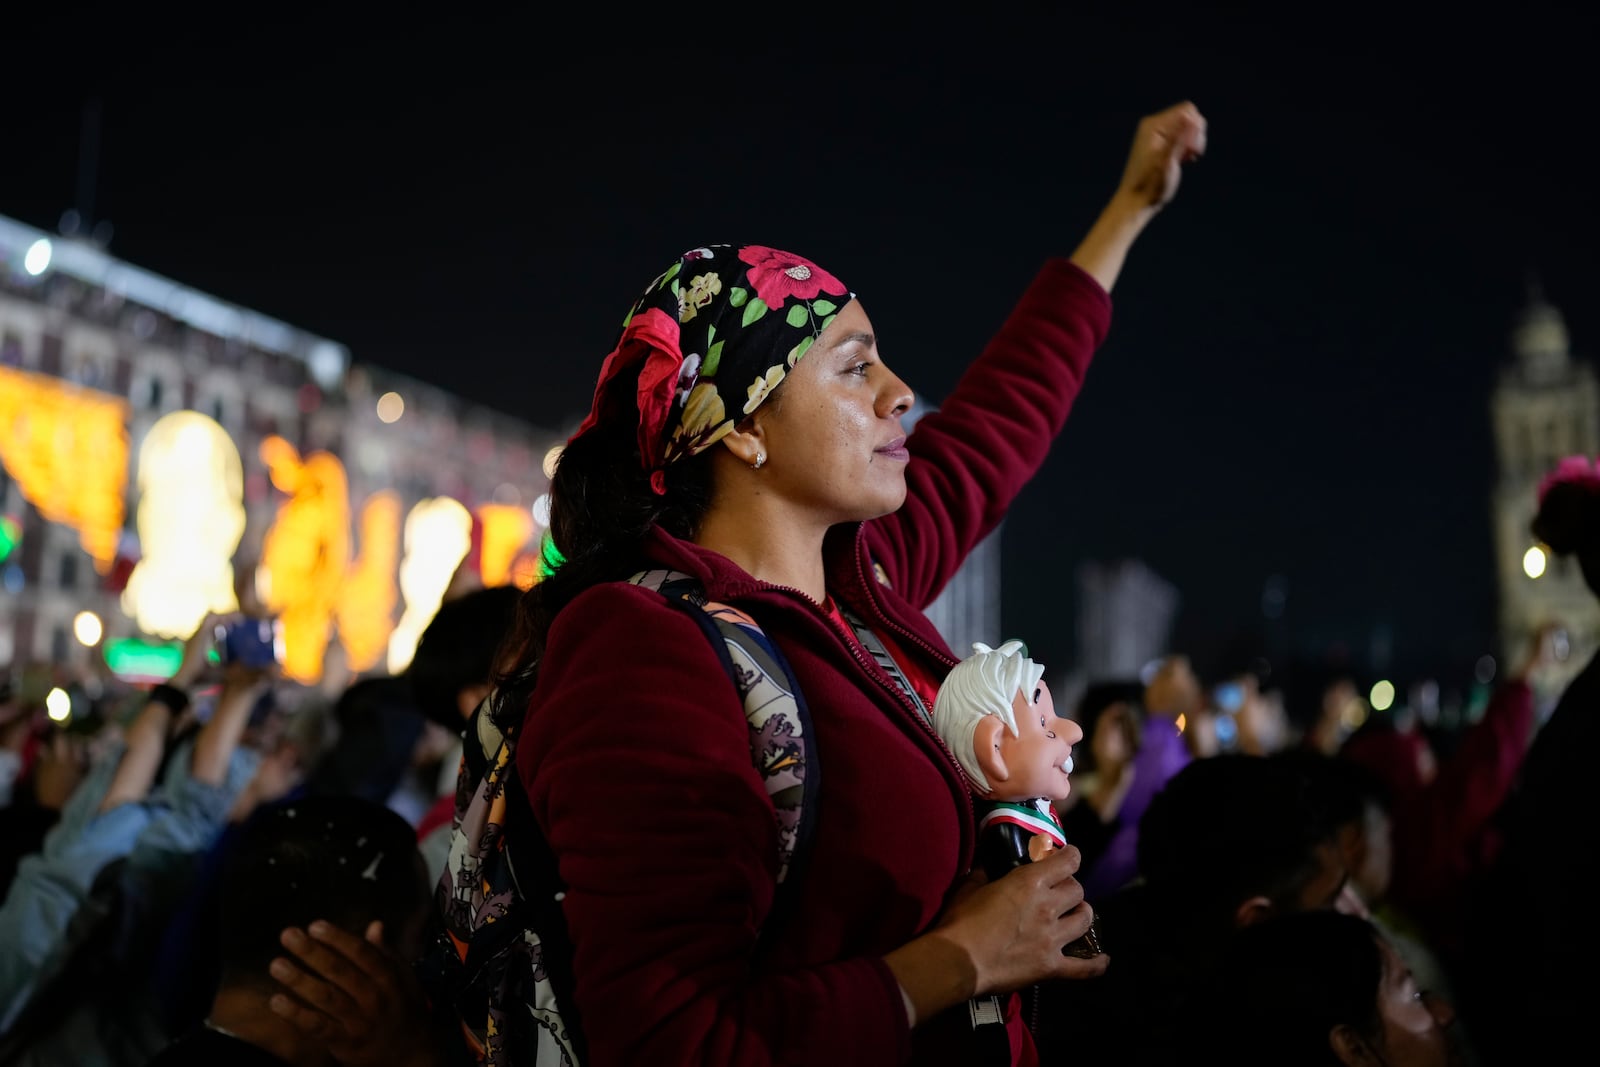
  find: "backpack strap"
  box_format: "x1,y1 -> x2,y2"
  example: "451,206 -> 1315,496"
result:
839,605 -> 933,727
450,700 -> 589,1067
628,568 -> 817,893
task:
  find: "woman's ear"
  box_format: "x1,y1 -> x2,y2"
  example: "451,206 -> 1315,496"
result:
718,421 -> 766,469
1328,1023 -> 1380,1066
1233,895 -> 1274,929
973,716 -> 1010,784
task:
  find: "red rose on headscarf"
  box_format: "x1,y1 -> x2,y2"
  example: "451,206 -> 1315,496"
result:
738,246 -> 847,309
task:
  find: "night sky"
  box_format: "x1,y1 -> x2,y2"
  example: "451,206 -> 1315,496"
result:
9,10 -> 1600,700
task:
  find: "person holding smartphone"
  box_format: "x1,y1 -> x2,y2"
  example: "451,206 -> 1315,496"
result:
0,612 -> 280,1062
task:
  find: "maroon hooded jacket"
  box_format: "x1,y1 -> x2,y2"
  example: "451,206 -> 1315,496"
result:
516,259 -> 1111,1066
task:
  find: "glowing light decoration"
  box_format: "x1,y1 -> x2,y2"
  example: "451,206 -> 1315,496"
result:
121,412 -> 244,638
537,529 -> 565,579
376,392 -> 405,423
45,687 -> 71,722
333,491 -> 401,674
475,504 -> 536,588
508,549 -> 542,590
103,637 -> 183,682
73,611 -> 103,647
0,365 -> 128,572
257,437 -> 351,684
1523,545 -> 1547,579
24,238 -> 52,276
0,515 -> 19,564
1369,680 -> 1396,712
388,497 -> 473,674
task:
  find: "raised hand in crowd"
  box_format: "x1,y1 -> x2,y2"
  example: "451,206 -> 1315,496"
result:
269,919 -> 446,1067
31,733 -> 88,813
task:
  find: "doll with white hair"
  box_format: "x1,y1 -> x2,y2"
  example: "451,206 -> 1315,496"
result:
934,639 -> 1103,958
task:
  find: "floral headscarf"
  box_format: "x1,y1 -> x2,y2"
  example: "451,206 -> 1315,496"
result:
570,244 -> 854,494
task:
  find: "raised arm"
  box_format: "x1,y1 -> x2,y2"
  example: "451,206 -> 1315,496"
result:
97,615 -> 217,813
187,661 -> 276,788
870,101 -> 1208,604
1069,101 -> 1206,293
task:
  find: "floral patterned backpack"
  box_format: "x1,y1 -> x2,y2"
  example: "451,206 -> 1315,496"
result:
419,569 -> 816,1066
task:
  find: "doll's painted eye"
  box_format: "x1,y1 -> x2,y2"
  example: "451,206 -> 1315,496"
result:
1033,687 -> 1043,704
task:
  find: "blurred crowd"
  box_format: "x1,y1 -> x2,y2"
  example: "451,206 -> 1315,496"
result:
1037,631 -> 1559,1065
0,576 -> 1584,1067
0,575 -> 519,1066
0,587 -> 1567,1067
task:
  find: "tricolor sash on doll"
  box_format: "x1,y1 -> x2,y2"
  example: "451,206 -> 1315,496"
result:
978,798 -> 1067,849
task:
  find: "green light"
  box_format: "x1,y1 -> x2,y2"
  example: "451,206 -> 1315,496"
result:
538,530 -> 566,578
103,637 -> 184,680
0,516 -> 19,564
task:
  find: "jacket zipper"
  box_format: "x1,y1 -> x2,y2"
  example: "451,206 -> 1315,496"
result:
851,547 -> 968,742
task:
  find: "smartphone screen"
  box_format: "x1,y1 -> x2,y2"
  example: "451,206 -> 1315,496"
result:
214,618 -> 283,668
1213,681 -> 1245,714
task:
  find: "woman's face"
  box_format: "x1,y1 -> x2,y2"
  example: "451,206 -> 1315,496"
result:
746,299 -> 916,525
1090,702 -> 1136,772
1358,938 -> 1461,1067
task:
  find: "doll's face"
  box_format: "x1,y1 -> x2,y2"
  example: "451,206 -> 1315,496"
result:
993,683 -> 1082,803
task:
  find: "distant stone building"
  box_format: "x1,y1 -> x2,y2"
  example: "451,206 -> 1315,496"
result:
1490,286 -> 1600,684
1076,558 -> 1179,683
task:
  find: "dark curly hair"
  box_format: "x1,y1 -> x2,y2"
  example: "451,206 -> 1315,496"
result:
491,361 -> 720,727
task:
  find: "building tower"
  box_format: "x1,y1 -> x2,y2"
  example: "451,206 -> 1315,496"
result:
1490,283 -> 1600,678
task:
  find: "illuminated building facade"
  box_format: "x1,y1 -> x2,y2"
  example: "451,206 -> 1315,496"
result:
0,213 -> 559,682
1491,287 -> 1600,686
1076,557 -> 1179,684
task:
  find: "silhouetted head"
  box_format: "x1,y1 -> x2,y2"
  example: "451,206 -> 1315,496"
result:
215,794 -> 431,993
1137,754 -> 1356,940
1532,455 -> 1600,597
407,584 -> 521,730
